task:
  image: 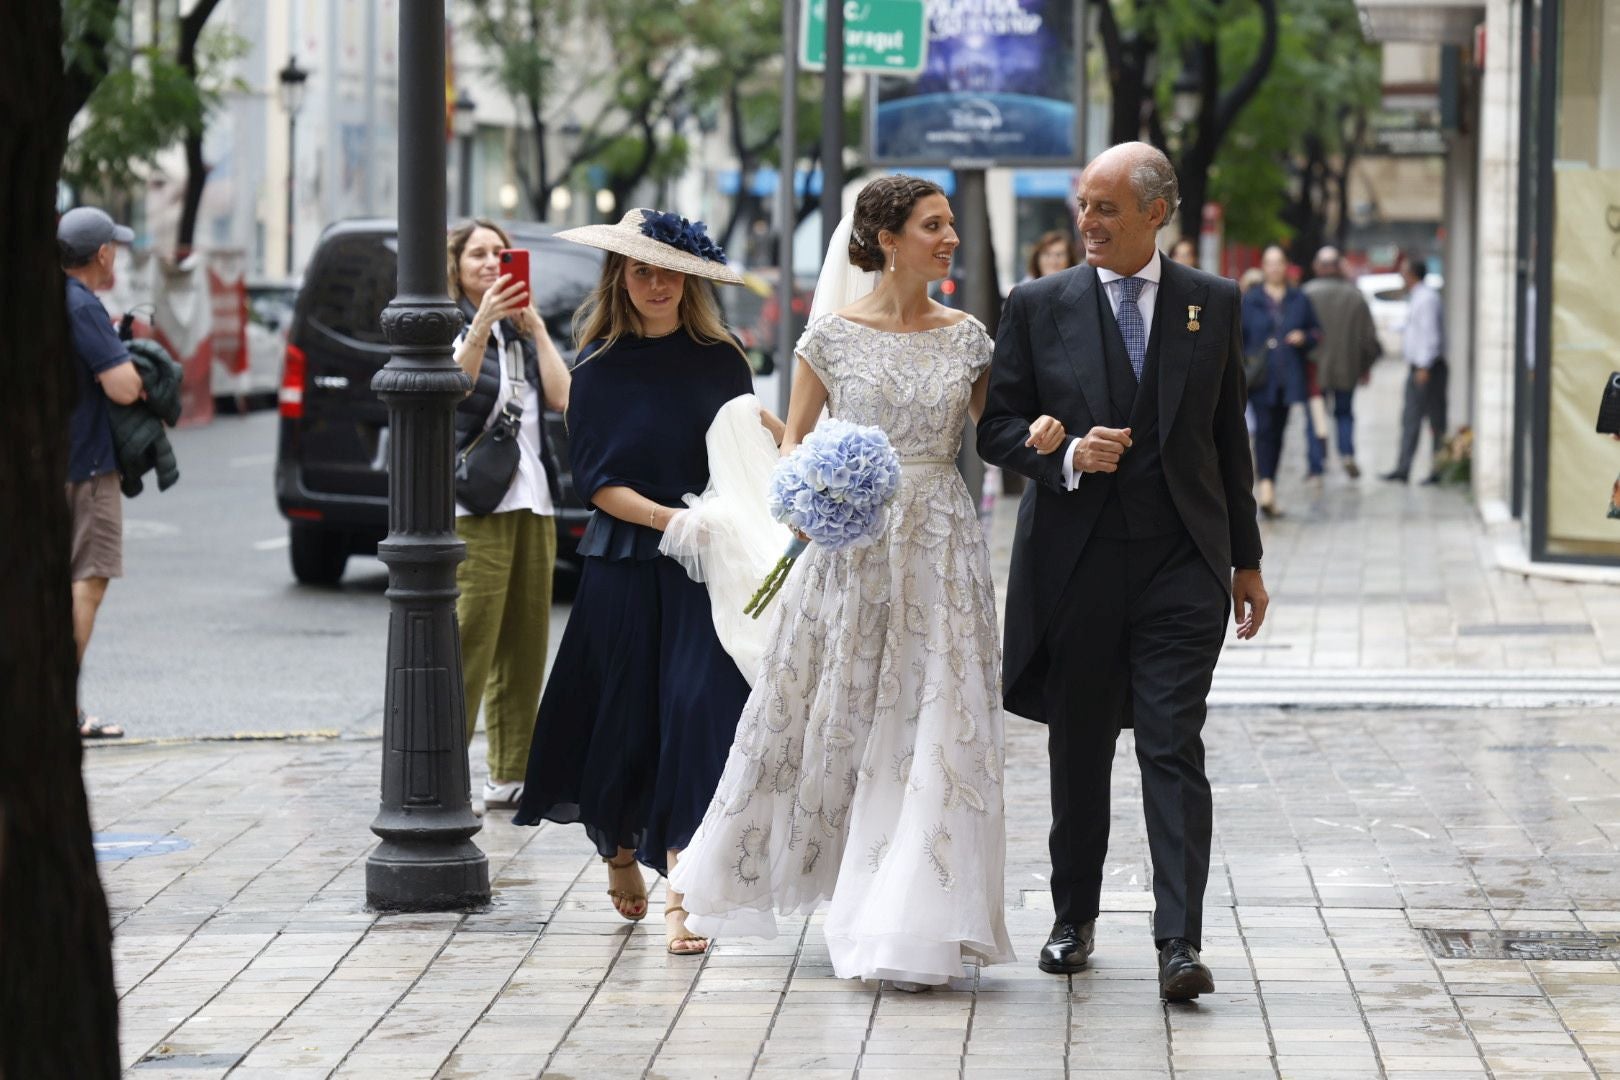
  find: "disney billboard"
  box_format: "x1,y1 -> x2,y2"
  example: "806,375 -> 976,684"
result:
869,0 -> 1081,165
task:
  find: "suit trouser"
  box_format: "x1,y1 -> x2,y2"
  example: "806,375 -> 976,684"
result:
456,510 -> 557,780
1042,530 -> 1228,948
1394,359 -> 1448,476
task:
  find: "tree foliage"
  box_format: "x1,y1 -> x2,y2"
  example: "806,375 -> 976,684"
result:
465,0 -> 857,241
60,0 -> 245,251
1094,0 -> 1377,254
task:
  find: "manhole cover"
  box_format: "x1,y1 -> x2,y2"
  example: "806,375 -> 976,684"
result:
1422,929 -> 1620,961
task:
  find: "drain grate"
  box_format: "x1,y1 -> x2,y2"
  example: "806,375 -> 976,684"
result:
1457,622 -> 1594,637
1422,929 -> 1620,961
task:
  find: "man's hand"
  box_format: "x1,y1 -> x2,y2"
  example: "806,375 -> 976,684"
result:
1285,329 -> 1307,347
1413,367 -> 1431,387
1025,414 -> 1067,455
1232,569 -> 1268,640
1070,426 -> 1133,474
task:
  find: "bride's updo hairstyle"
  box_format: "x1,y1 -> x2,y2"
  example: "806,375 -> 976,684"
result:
847,174 -> 947,272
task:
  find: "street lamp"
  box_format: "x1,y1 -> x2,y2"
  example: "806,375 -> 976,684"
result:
367,2 -> 490,912
277,55 -> 308,276
454,89 -> 477,218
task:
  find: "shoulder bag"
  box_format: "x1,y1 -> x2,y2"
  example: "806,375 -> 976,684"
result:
454,333 -> 524,515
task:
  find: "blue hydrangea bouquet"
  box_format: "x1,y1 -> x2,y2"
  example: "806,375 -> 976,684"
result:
743,419 -> 902,618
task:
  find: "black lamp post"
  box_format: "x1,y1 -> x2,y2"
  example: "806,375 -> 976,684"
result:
454,89 -> 477,218
277,55 -> 308,276
365,2 -> 490,912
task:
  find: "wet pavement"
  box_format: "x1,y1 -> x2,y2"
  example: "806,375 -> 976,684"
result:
93,703 -> 1620,1079
88,356 -> 1620,1078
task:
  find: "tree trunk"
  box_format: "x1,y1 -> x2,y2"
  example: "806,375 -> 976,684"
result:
1176,0 -> 1278,240
175,0 -> 225,255
1,4 -> 121,1077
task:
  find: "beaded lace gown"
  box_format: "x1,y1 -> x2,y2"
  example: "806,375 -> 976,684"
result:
669,312 -> 1015,985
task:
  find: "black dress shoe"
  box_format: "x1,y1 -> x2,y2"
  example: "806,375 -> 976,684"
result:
1158,939 -> 1214,1001
1038,919 -> 1096,974
1420,473 -> 1442,486
1380,470 -> 1409,483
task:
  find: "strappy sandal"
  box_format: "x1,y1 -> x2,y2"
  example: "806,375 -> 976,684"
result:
663,905 -> 709,956
604,854 -> 648,922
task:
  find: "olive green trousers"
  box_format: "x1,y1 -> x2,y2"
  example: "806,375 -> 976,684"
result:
455,511 -> 556,781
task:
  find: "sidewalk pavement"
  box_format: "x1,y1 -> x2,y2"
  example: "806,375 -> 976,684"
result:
90,355 -> 1620,1079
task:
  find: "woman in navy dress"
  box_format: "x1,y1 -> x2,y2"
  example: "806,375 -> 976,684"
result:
1241,244 -> 1321,517
514,209 -> 774,956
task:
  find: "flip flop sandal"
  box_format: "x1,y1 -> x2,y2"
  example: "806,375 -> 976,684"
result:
77,709 -> 124,739
663,905 -> 709,956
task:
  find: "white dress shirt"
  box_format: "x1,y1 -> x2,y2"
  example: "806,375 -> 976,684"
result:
1402,280 -> 1444,369
453,319 -> 556,518
1060,250 -> 1163,490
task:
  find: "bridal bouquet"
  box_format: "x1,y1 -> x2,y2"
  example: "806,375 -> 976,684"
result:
743,419 -> 902,618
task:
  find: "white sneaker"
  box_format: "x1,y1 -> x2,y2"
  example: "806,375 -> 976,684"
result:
482,779 -> 524,809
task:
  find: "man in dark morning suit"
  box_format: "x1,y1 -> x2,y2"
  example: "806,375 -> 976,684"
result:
977,143 -> 1269,1001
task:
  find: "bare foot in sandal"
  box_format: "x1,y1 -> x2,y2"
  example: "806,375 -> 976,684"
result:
664,903 -> 709,956
663,849 -> 709,956
78,709 -> 124,739
605,850 -> 647,922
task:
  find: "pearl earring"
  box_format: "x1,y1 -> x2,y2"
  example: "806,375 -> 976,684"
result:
888,248 -> 896,273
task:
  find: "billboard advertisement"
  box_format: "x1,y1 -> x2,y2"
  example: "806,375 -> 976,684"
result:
870,0 -> 1081,166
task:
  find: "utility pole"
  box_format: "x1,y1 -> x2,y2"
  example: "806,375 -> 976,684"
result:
820,0 -> 845,257
776,0 -> 800,419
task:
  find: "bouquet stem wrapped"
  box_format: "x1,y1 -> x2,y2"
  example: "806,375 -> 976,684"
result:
746,419 -> 901,619
743,536 -> 808,618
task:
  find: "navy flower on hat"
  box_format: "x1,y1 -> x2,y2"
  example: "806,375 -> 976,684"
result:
639,210 -> 727,265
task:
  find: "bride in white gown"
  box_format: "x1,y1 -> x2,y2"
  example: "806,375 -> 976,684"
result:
666,175 -> 1066,986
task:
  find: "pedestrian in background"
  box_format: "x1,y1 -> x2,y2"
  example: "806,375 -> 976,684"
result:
1022,229 -> 1078,283
59,207 -> 144,740
1242,245 -> 1322,517
1382,251 -> 1447,485
1170,236 -> 1199,267
1302,246 -> 1381,479
515,209 -> 761,957
447,219 -> 572,810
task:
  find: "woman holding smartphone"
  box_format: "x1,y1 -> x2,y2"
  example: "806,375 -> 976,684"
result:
446,218 -> 572,811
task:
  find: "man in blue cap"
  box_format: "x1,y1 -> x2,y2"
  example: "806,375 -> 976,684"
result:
59,206 -> 143,738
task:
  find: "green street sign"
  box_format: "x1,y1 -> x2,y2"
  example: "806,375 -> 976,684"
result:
801,0 -> 929,76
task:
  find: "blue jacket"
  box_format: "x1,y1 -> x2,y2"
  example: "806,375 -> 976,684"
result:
1241,286 -> 1320,406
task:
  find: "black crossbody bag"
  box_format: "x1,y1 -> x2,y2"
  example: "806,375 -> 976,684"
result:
455,334 -> 525,515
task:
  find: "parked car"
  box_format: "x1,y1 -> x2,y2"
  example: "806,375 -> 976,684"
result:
274,219 -> 602,589
1356,270 -> 1444,362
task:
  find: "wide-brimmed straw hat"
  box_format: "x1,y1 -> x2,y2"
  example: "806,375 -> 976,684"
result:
554,208 -> 744,285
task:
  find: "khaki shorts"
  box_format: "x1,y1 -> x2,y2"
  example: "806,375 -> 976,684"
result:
67,472 -> 123,581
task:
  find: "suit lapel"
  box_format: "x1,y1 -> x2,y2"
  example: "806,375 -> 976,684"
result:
1155,259 -> 1208,445
1052,265 -> 1110,427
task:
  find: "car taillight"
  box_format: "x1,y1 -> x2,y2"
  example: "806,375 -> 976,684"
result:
279,343 -> 307,418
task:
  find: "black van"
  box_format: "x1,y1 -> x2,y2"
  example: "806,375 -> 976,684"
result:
274,219 -> 602,586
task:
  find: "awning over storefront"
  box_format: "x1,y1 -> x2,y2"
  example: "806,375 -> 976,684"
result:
1355,0 -> 1483,43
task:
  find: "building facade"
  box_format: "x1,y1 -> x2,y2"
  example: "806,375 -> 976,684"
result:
1363,0 -> 1620,568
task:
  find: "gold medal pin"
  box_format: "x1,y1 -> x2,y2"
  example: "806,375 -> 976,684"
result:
1187,305 -> 1201,332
